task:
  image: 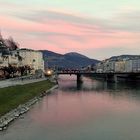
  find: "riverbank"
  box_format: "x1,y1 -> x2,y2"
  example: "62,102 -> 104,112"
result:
0,79 -> 58,131
0,75 -> 48,88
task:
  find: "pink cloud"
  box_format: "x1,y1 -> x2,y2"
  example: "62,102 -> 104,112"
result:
0,13 -> 140,58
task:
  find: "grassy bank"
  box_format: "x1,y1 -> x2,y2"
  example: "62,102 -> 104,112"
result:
0,80 -> 55,116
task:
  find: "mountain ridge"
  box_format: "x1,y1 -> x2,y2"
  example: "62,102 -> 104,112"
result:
40,50 -> 100,68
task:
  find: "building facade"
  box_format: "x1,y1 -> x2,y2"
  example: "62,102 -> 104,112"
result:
115,61 -> 126,72
0,50 -> 19,67
125,59 -> 133,72
18,49 -> 44,72
96,62 -> 104,73
125,59 -> 140,72
103,60 -> 115,72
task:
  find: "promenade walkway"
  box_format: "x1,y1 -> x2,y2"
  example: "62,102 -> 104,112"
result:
0,76 -> 48,88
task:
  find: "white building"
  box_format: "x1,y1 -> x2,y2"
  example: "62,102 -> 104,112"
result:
125,59 -> 133,72
18,49 -> 44,72
96,62 -> 104,73
0,51 -> 19,67
125,59 -> 140,72
103,60 -> 115,72
0,54 -> 8,67
132,59 -> 140,72
9,51 -> 19,66
115,61 -> 126,72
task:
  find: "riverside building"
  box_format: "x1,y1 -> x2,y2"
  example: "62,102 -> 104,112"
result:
115,61 -> 126,72
103,60 -> 116,72
18,49 -> 44,73
125,59 -> 140,72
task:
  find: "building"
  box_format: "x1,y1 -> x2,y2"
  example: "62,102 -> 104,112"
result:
0,54 -> 8,67
9,51 -> 19,67
0,49 -> 20,67
125,59 -> 140,72
103,60 -> 115,72
132,59 -> 140,72
96,62 -> 104,73
125,59 -> 133,72
0,34 -> 19,67
18,49 -> 44,72
115,61 -> 126,72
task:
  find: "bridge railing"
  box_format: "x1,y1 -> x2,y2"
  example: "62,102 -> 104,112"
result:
56,70 -> 140,74
56,70 -> 95,74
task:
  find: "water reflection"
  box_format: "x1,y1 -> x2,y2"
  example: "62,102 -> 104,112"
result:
76,82 -> 83,90
1,75 -> 140,140
58,75 -> 140,105
59,75 -> 140,92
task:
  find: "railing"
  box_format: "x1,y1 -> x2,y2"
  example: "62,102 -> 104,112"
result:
10,74 -> 44,82
57,70 -> 140,74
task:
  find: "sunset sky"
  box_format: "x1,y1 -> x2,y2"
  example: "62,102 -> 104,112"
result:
0,0 -> 140,60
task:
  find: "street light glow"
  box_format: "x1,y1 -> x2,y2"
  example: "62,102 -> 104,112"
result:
47,70 -> 52,75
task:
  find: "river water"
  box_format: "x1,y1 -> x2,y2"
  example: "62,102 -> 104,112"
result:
1,75 -> 140,140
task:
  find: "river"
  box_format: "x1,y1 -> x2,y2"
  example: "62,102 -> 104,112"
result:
1,75 -> 140,140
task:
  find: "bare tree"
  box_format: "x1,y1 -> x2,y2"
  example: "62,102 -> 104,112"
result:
4,36 -> 19,51
0,31 -> 4,48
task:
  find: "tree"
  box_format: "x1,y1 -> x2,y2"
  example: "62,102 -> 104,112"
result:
0,31 -> 5,48
4,37 -> 19,51
0,32 -> 10,56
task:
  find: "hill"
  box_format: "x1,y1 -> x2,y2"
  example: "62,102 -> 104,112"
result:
41,50 -> 100,69
109,55 -> 140,61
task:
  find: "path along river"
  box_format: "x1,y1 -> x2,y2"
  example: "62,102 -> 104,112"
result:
1,75 -> 140,140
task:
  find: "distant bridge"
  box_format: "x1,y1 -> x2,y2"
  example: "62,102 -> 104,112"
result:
57,71 -> 140,83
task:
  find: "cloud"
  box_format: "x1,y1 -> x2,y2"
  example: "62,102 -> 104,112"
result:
106,10 -> 140,32
0,7 -> 140,59
10,9 -> 140,32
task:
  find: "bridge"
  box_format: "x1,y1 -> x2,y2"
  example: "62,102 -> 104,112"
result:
57,70 -> 140,83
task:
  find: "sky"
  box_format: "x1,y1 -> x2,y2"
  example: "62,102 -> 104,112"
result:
0,0 -> 140,60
